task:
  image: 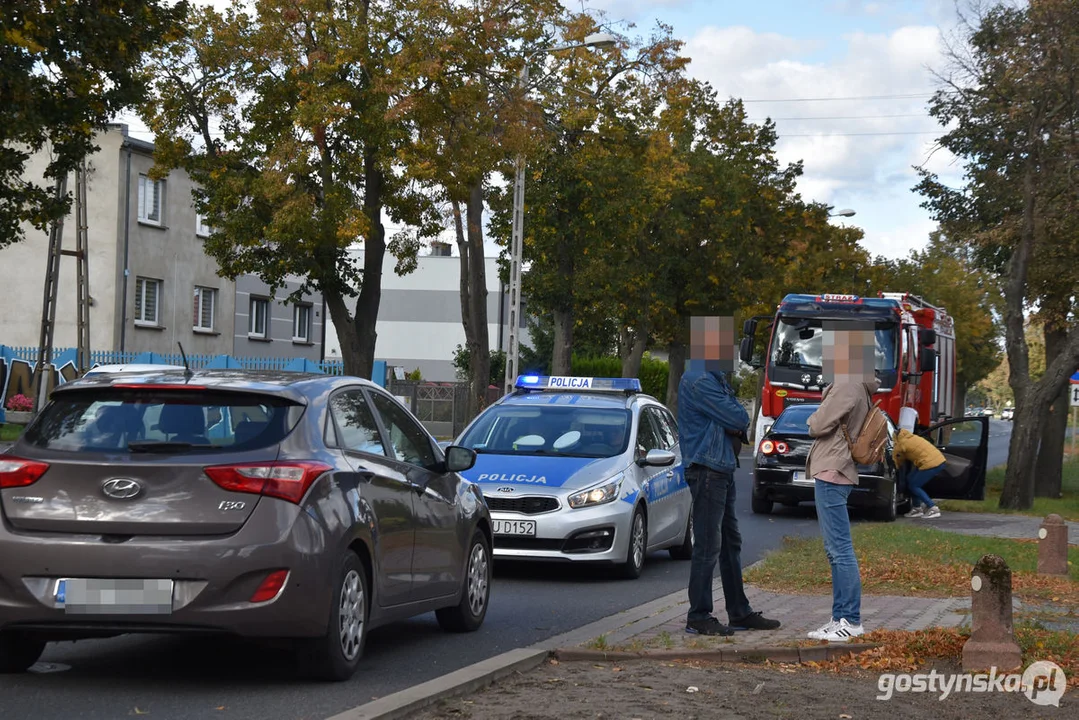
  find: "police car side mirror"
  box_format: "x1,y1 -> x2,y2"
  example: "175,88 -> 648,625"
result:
639,449 -> 676,468
444,445 -> 477,473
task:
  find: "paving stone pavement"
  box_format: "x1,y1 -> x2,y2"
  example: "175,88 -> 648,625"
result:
588,583 -> 977,652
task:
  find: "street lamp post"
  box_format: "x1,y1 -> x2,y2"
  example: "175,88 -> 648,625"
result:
504,33 -> 617,396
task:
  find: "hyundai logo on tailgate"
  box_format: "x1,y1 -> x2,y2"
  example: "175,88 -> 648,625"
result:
102,478 -> 142,500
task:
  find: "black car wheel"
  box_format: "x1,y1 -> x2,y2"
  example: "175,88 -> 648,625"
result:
0,632 -> 45,674
874,480 -> 898,522
306,550 -> 368,681
436,530 -> 491,632
669,512 -> 693,560
620,506 -> 647,579
751,494 -> 773,514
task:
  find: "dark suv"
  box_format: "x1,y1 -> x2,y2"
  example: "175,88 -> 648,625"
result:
0,370 -> 491,680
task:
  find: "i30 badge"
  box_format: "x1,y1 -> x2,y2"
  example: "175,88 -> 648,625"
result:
101,478 -> 142,500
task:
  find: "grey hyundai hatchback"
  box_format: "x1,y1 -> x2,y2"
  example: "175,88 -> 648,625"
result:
0,370 -> 492,680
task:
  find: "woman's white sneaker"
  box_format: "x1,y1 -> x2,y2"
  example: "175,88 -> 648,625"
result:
807,618 -> 840,640
922,506 -> 941,519
822,618 -> 865,642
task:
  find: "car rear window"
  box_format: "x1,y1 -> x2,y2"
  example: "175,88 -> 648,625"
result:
771,405 -> 818,434
22,389 -> 304,454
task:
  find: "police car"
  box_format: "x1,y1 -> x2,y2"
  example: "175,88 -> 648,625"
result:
453,375 -> 692,579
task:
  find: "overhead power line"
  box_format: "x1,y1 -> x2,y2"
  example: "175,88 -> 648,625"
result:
742,93 -> 933,103
760,113 -> 929,121
778,131 -> 940,138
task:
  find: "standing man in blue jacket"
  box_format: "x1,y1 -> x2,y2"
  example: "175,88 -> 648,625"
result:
678,316 -> 781,636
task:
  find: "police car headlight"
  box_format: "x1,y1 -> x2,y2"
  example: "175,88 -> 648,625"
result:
568,475 -> 623,509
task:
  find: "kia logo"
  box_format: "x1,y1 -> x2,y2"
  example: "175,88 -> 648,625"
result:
102,478 -> 142,500
496,487 -> 515,493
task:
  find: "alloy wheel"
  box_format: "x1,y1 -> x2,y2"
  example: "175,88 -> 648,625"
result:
631,512 -> 646,569
338,569 -> 365,661
467,542 -> 489,617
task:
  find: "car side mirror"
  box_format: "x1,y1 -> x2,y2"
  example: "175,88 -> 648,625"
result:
739,336 -> 759,367
638,448 -> 676,467
444,445 -> 476,473
920,349 -> 937,373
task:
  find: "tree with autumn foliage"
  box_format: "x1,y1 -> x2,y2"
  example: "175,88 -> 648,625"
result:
916,0 -> 1079,509
1,0 -> 187,246
140,0 -> 446,379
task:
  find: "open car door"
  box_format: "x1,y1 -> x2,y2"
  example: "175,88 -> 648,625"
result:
917,416 -> 989,501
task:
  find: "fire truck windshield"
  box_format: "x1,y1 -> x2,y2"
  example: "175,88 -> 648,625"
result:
770,318 -> 898,374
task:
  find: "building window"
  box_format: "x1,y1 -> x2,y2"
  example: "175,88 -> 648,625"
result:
293,304 -> 312,343
196,212 -> 212,237
249,297 -> 269,338
193,286 -> 217,332
138,174 -> 164,225
135,277 -> 161,326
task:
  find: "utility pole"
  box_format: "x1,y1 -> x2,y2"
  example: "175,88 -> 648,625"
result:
33,162 -> 91,414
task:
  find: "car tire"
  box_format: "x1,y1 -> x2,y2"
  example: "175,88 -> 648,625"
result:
669,513 -> 693,560
751,495 -> 773,514
620,506 -> 647,579
874,481 -> 898,522
306,550 -> 368,682
436,530 -> 491,633
0,632 -> 45,674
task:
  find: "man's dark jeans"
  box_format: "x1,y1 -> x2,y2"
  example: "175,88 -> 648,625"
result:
686,464 -> 753,623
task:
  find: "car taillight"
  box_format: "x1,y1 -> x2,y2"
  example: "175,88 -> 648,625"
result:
776,442 -> 789,454
759,440 -> 775,455
250,570 -> 289,603
204,461 -> 333,504
0,457 -> 50,488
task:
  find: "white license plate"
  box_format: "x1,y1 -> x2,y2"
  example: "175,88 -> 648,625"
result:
55,578 -> 174,615
791,471 -> 815,487
493,519 -> 536,536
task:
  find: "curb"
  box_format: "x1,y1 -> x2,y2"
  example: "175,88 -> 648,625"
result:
323,648 -> 550,720
553,642 -> 881,665
323,564 -> 769,719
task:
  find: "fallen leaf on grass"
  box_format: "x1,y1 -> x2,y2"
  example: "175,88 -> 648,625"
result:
550,659 -> 560,666
133,710 -> 149,716
753,682 -> 765,695
840,715 -> 852,719
687,686 -> 699,693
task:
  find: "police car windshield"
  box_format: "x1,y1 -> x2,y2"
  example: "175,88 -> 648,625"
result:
458,406 -> 632,458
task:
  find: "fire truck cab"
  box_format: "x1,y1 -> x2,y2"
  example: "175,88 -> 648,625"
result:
740,292 -> 957,443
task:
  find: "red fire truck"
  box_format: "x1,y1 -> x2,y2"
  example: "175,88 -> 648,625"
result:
739,292 -> 958,445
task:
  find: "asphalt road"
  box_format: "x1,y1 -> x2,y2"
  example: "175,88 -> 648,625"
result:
0,421 -> 1012,720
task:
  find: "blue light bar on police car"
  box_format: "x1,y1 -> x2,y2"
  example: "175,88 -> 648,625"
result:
514,375 -> 642,392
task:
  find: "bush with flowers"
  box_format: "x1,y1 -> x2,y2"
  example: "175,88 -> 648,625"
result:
5,394 -> 34,413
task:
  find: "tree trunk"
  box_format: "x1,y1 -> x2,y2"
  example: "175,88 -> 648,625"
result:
1034,324 -> 1067,497
665,339 -> 686,414
619,325 -> 649,378
552,309 -> 574,375
325,289 -> 363,374
455,182 -> 491,420
349,152 -> 385,379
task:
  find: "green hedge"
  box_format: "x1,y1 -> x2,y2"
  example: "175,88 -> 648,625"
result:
571,354 -> 669,399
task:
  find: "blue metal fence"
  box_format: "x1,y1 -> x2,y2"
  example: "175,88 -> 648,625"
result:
2,345 -> 347,376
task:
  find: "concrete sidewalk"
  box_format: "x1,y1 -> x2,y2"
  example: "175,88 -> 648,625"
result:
909,510 -> 1079,545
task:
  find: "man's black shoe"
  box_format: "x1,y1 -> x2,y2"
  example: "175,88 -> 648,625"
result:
729,611 -> 781,631
685,616 -> 735,636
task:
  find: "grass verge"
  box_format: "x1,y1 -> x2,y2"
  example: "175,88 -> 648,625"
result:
799,626 -> 1079,689
0,423 -> 22,442
744,523 -> 1078,605
938,460 -> 1079,521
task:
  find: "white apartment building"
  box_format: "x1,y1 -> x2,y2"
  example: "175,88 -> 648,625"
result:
324,242 -> 530,382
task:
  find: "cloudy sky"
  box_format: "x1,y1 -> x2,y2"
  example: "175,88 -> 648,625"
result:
118,0 -> 968,262
584,0 -> 967,260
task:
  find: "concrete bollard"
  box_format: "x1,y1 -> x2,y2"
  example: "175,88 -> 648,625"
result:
962,554 -> 1022,673
1037,514 -> 1070,577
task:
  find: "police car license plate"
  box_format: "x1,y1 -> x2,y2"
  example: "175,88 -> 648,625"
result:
54,578 -> 174,615
493,519 -> 536,536
791,471 -> 815,487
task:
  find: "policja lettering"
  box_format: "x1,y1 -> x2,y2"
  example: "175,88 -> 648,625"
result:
475,473 -> 548,484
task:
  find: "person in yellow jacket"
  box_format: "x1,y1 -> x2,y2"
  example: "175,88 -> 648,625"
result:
893,428 -> 946,519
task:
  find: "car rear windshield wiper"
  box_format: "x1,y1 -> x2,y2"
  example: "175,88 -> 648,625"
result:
127,441 -> 220,453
